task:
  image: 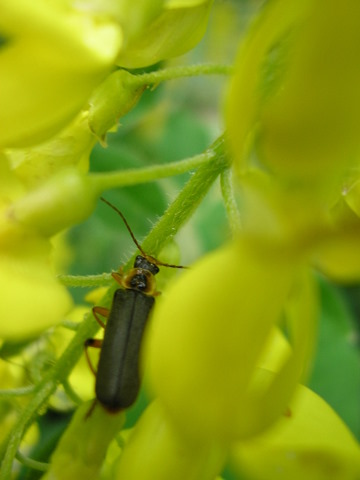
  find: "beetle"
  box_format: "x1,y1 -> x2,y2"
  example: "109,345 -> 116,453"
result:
85,197 -> 184,413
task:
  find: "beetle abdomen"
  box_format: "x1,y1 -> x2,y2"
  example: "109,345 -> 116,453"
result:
95,289 -> 154,411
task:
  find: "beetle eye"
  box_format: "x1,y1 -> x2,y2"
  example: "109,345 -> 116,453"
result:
134,255 -> 144,268
149,263 -> 160,275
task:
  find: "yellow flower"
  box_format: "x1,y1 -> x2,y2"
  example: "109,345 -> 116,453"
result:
227,0 -> 360,190
236,169 -> 360,282
144,240 -> 317,441
114,400 -> 226,480
0,236 -> 72,339
231,385 -> 360,480
116,0 -> 214,68
1,0 -> 214,149
226,0 -> 360,284
6,112 -> 95,189
0,158 -> 72,339
0,0 -> 122,148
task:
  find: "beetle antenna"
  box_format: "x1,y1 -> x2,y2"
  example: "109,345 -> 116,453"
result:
100,197 -> 187,269
145,255 -> 187,269
100,197 -> 147,257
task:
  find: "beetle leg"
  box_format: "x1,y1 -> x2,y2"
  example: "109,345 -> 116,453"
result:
85,398 -> 98,420
111,271 -> 124,286
84,338 -> 103,376
92,306 -> 109,329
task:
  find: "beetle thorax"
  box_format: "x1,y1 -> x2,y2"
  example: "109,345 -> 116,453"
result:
123,267 -> 157,295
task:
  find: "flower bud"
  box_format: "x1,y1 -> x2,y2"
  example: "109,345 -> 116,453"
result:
7,112 -> 95,188
88,70 -> 145,143
10,169 -> 97,236
43,402 -> 125,480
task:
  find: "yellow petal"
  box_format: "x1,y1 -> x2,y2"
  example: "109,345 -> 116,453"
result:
227,0 -> 360,189
0,0 -> 122,148
145,240 -> 307,441
116,1 -> 213,68
226,0 -> 310,173
312,230 -> 360,282
310,190 -> 360,282
231,385 -> 360,480
258,0 -> 360,181
10,168 -> 97,236
112,0 -> 163,41
229,267 -> 317,438
114,401 -> 226,480
0,156 -> 73,339
257,327 -> 292,373
0,234 -> 72,340
7,111 -> 95,189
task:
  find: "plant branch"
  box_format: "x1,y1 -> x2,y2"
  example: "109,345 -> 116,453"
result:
0,134 -> 230,479
88,150 -> 213,195
129,64 -> 233,87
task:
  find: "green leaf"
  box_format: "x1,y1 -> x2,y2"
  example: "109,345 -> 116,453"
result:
308,277 -> 360,439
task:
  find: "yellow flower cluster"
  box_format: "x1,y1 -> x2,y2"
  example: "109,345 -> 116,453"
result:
0,0 -> 213,340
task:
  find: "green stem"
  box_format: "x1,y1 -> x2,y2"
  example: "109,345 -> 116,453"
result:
58,273 -> 113,287
88,150 -> 212,195
0,386 -> 35,399
0,312 -> 100,480
124,134 -> 230,268
59,320 -> 80,331
220,168 -> 242,234
15,451 -> 49,472
0,134 -> 230,480
129,64 -> 233,88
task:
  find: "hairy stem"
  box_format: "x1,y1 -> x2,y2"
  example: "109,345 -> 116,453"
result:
0,134 -> 230,479
88,150 -> 213,196
129,64 -> 233,88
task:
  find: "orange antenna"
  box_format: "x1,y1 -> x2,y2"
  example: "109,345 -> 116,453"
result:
100,197 -> 187,269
